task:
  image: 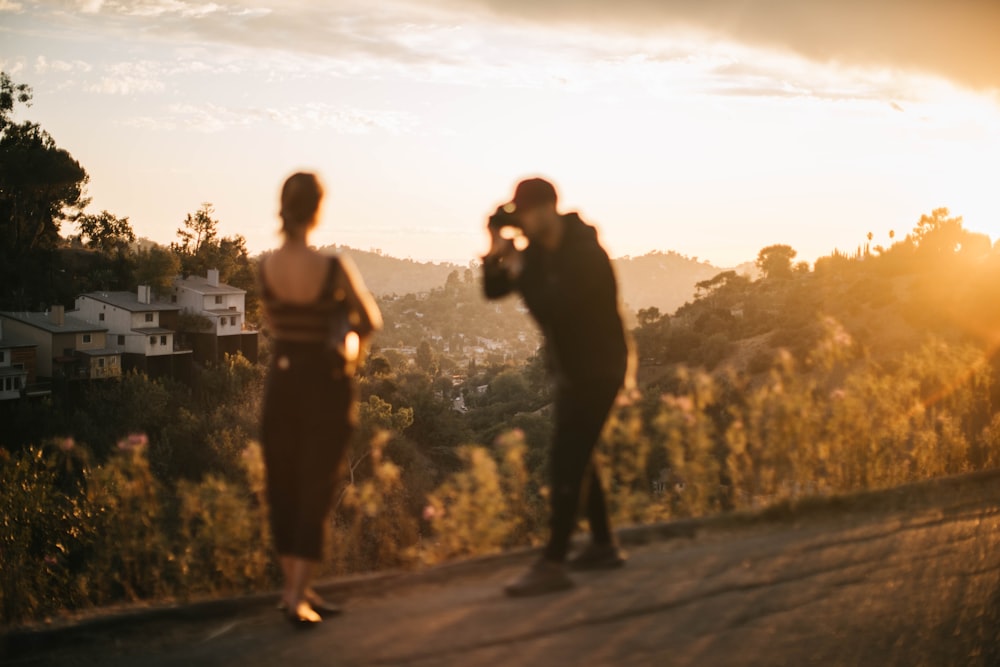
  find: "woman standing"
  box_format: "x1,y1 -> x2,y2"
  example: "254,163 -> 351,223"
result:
259,172 -> 381,627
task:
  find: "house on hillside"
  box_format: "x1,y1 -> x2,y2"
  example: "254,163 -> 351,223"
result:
75,287 -> 192,380
169,269 -> 258,363
0,307 -> 120,384
0,320 -> 38,399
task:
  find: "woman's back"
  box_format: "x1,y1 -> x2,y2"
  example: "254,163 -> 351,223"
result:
261,247 -> 345,343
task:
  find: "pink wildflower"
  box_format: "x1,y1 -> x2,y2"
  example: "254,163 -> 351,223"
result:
117,432 -> 149,451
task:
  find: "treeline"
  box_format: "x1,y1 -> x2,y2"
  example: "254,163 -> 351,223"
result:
0,73 -> 257,318
634,209 -> 1000,384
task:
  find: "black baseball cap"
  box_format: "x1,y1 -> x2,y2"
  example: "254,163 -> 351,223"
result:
505,177 -> 557,215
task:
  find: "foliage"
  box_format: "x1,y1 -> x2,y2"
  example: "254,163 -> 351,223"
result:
421,429 -> 543,562
0,73 -> 88,261
132,244 -> 182,297
0,71 -> 32,129
330,432 -> 420,573
169,203 -> 259,323
755,244 -> 797,281
76,210 -> 135,256
0,441 -> 92,624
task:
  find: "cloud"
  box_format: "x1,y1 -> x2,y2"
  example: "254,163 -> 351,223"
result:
0,0 -> 24,12
34,55 -> 93,73
125,101 -> 419,134
461,0 -> 1000,92
26,0 -> 478,73
1,58 -> 26,75
86,61 -> 167,94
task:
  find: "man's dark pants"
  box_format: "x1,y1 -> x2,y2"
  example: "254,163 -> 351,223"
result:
544,378 -> 621,562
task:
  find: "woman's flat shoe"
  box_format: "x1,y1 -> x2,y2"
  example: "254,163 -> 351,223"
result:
277,599 -> 342,618
278,602 -> 323,629
284,606 -> 321,629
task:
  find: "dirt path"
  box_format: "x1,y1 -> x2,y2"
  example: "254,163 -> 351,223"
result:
7,471 -> 1000,666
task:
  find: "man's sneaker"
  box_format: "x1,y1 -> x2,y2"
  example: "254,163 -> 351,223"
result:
568,543 -> 627,571
504,558 -> 574,597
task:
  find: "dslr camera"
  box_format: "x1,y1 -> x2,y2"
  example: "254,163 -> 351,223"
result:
487,203 -> 520,232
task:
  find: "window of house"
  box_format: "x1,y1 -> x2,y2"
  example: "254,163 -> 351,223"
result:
215,295 -> 223,304
99,313 -> 105,321
150,336 -> 157,345
82,334 -> 92,343
0,350 -> 5,363
160,335 -> 167,346
118,335 -> 125,345
171,295 -> 177,303
110,356 -> 117,366
98,357 -> 105,368
231,316 -> 237,326
14,377 -> 21,390
145,313 -> 154,322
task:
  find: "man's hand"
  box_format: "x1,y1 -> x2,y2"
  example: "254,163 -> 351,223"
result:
483,228 -> 524,278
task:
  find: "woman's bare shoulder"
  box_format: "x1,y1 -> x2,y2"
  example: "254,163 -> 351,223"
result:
263,247 -> 331,303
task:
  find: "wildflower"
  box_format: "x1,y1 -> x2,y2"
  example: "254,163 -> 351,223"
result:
422,504 -> 441,521
117,432 -> 149,451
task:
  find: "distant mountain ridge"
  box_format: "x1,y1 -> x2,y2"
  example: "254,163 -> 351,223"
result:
613,251 -> 757,315
323,245 -> 756,315
320,245 -> 464,298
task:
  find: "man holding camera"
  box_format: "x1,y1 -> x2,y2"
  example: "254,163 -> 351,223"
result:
482,177 -> 631,596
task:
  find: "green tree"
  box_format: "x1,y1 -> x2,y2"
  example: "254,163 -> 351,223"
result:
416,340 -> 437,374
0,74 -> 89,260
0,73 -> 90,310
133,244 -> 182,297
755,245 -> 797,281
0,71 -> 32,130
77,210 -> 135,256
169,204 -> 259,322
171,203 -> 218,263
637,307 -> 661,327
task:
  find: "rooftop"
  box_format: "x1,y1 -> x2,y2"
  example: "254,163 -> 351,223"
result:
79,292 -> 180,313
0,311 -> 109,335
0,330 -> 37,348
174,274 -> 245,296
76,348 -> 122,357
131,327 -> 174,335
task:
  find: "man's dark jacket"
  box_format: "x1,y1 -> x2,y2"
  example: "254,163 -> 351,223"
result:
483,212 -> 629,387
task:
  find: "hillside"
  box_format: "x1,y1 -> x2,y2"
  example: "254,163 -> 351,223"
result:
326,245 -> 756,315
321,245 -> 463,298
613,251 -> 756,314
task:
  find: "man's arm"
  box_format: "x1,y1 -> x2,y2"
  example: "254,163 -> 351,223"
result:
482,228 -> 523,300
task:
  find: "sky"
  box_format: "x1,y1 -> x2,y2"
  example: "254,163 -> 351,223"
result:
2,0 -> 999,267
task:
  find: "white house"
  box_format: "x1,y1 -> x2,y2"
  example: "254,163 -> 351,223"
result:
75,287 -> 192,378
171,269 -> 247,336
76,286 -> 181,357
170,269 -> 258,363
